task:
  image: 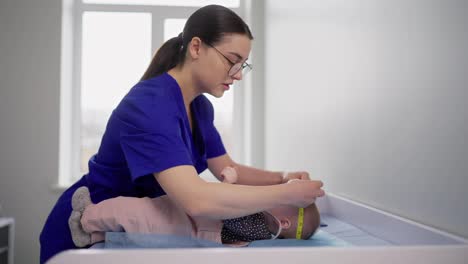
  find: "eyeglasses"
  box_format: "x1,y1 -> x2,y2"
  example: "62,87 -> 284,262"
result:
205,42 -> 252,77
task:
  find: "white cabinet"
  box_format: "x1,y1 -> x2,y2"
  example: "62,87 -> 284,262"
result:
0,218 -> 14,264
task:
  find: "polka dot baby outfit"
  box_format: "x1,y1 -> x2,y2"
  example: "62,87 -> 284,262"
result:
221,213 -> 272,243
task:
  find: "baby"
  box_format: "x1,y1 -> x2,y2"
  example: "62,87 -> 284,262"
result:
69,167 -> 321,247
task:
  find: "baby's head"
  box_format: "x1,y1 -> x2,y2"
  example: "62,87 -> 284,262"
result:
264,203 -> 320,240
220,166 -> 321,240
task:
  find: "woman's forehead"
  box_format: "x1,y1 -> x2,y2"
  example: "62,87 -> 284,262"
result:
216,33 -> 252,60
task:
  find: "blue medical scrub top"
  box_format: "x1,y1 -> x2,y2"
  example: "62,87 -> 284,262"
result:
86,72 -> 226,197
39,72 -> 226,264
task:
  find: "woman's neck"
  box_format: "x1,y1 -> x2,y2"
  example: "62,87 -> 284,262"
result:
167,66 -> 200,110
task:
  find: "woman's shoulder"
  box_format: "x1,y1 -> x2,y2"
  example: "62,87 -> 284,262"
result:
133,73 -> 178,99
114,74 -> 182,131
124,73 -> 180,107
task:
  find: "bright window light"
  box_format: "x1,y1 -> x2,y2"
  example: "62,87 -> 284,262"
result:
82,0 -> 240,8
81,12 -> 151,173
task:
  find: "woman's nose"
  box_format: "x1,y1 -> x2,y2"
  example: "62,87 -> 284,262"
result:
232,70 -> 243,81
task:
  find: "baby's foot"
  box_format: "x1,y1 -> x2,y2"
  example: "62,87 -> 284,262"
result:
68,210 -> 91,247
72,186 -> 92,213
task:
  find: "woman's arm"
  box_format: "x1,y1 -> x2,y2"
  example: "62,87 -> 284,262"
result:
154,165 -> 324,220
207,154 -> 284,186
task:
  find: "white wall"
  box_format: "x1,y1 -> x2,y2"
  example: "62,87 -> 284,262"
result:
265,0 -> 468,238
0,0 -> 63,263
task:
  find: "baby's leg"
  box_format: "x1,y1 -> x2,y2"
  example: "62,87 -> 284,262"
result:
81,196 -> 157,234
70,188 -> 161,246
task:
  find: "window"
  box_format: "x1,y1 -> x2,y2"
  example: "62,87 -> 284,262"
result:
59,0 -> 246,186
83,0 -> 239,7
81,11 -> 152,172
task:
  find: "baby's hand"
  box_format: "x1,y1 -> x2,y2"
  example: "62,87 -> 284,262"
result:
286,179 -> 301,184
220,166 -> 238,184
282,171 -> 311,183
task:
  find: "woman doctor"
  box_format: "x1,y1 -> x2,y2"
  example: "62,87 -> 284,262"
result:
40,5 -> 324,263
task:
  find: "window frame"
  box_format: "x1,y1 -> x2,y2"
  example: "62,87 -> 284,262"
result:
58,0 -> 252,186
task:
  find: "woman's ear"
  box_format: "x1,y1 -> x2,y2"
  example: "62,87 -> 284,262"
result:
188,37 -> 202,59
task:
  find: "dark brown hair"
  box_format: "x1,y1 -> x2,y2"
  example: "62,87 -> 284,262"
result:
141,5 -> 253,81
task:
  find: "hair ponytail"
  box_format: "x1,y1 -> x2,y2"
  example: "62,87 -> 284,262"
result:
140,5 -> 253,81
140,33 -> 184,80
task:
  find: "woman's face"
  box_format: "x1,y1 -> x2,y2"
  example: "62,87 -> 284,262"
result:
192,33 -> 252,98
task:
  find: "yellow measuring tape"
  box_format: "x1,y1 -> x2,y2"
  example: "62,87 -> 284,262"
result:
296,208 -> 304,239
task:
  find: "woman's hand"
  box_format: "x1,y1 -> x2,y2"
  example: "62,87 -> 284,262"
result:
285,179 -> 325,208
282,171 -> 310,183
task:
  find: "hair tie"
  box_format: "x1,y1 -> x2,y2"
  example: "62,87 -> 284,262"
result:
178,32 -> 184,43
178,32 -> 184,51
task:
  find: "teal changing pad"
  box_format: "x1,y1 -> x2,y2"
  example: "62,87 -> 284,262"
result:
91,215 -> 391,249
101,228 -> 350,249
93,214 -> 383,249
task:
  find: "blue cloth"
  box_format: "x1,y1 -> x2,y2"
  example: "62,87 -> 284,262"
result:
101,229 -> 351,249
104,233 -> 225,249
40,73 -> 226,264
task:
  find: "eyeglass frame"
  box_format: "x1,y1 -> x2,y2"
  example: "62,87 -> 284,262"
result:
204,41 -> 252,77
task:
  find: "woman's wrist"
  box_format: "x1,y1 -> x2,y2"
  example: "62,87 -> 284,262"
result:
282,171 -> 288,180
278,171 -> 288,184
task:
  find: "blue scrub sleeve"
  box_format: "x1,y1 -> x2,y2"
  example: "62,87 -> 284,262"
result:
198,96 -> 227,159
205,122 -> 226,159
120,119 -> 193,181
